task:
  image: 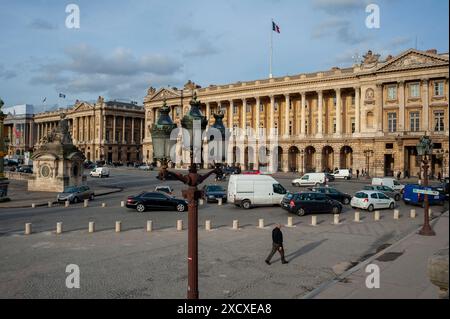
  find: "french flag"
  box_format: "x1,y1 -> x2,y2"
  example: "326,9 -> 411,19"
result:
272,21 -> 280,33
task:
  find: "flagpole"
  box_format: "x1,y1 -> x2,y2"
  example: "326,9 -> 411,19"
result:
270,19 -> 273,79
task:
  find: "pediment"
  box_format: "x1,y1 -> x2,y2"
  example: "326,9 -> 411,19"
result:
72,102 -> 94,113
147,88 -> 181,102
376,49 -> 448,72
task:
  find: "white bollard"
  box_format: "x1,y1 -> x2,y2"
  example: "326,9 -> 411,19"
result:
218,198 -> 223,206
48,201 -> 52,208
258,219 -> 265,229
205,220 -> 211,231
31,203 -> 36,209
354,211 -> 360,222
311,216 -> 317,226
233,220 -> 239,230
102,203 -> 107,208
120,201 -> 125,207
89,221 -> 95,233
177,220 -> 183,231
56,222 -> 63,234
84,199 -> 89,208
394,209 -> 400,220
65,201 -> 70,208
410,209 -> 416,219
25,223 -> 32,235
146,220 -> 153,232
374,211 -> 380,221
287,216 -> 294,227
199,199 -> 204,206
115,221 -> 121,233
333,214 -> 340,225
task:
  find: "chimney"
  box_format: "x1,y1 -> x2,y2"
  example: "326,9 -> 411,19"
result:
426,49 -> 437,54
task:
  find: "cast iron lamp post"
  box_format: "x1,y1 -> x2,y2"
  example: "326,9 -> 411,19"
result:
151,94 -> 221,299
416,136 -> 436,236
364,149 -> 374,179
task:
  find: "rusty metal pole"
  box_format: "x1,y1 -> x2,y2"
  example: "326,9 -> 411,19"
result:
419,157 -> 436,236
186,182 -> 199,299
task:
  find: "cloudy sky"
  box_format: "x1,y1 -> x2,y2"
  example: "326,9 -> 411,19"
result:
0,0 -> 448,111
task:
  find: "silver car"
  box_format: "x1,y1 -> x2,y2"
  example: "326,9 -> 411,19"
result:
363,185 -> 401,201
57,185 -> 95,203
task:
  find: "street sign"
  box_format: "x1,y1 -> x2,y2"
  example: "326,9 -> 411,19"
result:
413,189 -> 440,196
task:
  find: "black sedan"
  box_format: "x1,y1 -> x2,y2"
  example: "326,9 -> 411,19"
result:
126,191 -> 188,213
309,186 -> 352,205
281,192 -> 342,216
202,185 -> 227,203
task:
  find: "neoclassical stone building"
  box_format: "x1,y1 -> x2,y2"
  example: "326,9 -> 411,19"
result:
33,97 -> 145,163
143,48 -> 449,177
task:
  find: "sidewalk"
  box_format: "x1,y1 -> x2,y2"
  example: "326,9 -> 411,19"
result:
307,211 -> 449,299
0,180 -> 123,209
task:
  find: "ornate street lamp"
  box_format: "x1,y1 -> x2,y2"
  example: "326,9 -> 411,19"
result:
364,149 -> 374,179
153,93 -> 221,299
416,135 -> 435,236
150,100 -> 177,180
210,110 -> 227,165
0,98 -> 10,202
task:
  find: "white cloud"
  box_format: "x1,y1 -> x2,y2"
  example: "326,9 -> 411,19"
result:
313,19 -> 368,45
313,0 -> 368,14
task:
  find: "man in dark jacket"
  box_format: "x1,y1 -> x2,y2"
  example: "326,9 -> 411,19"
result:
265,224 -> 288,265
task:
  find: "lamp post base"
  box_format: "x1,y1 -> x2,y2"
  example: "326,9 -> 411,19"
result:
419,225 -> 436,236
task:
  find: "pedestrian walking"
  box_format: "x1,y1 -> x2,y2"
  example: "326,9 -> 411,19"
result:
397,171 -> 401,180
356,169 -> 360,180
265,224 -> 288,265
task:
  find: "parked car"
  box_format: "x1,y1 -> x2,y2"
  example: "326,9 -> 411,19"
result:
363,185 -> 401,201
292,173 -> 327,187
242,170 -> 261,175
156,171 -> 179,180
83,161 -> 95,169
309,186 -> 352,205
372,177 -> 405,193
228,174 -> 287,209
126,191 -> 188,213
350,190 -> 395,212
223,166 -> 241,175
332,169 -> 352,180
155,185 -> 174,195
90,167 -> 110,178
57,185 -> 94,203
402,184 -> 446,207
281,192 -> 342,216
138,164 -> 154,171
17,165 -> 33,174
203,185 -> 227,203
325,173 -> 335,182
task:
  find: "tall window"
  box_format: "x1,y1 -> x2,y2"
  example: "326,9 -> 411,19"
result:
351,117 -> 356,133
246,104 -> 251,113
305,120 -> 308,134
233,105 -> 238,114
388,112 -> 397,133
289,101 -> 293,110
274,122 -> 278,135
289,121 -> 293,135
409,83 -> 420,98
333,118 -> 336,133
387,86 -> 397,100
351,95 -> 355,106
434,81 -> 444,97
274,102 -> 279,111
175,107 -> 180,116
333,97 -> 337,106
260,104 -> 264,112
434,111 -> 445,132
232,124 -> 238,135
410,112 -> 420,132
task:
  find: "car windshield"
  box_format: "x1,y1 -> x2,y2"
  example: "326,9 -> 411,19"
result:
64,187 -> 78,193
355,192 -> 368,199
208,186 -> 224,192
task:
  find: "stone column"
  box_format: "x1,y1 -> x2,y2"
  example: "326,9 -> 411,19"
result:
131,118 -> 135,144
300,92 -> 306,137
398,81 -> 405,132
269,95 -> 275,136
317,90 -> 323,137
122,116 -> 126,143
376,83 -> 383,133
228,100 -> 234,130
284,94 -> 290,138
422,79 -> 429,133
243,99 -> 248,136
335,88 -> 342,135
112,115 -> 116,143
37,124 -> 40,142
206,102 -> 211,123
355,87 -> 361,134
255,97 -> 261,138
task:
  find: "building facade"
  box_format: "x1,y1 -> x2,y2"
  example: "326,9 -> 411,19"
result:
3,104 -> 35,159
5,97 -> 145,163
143,49 -> 449,178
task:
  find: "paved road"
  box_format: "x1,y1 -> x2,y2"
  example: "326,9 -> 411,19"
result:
1,168 -> 447,235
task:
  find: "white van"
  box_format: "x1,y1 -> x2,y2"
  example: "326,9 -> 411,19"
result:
90,167 -> 110,178
372,177 -> 404,192
332,169 -> 352,180
227,175 -> 287,209
292,173 -> 327,187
